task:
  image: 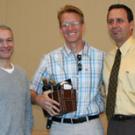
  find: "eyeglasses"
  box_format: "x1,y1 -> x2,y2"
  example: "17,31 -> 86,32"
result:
61,21 -> 81,28
77,54 -> 82,72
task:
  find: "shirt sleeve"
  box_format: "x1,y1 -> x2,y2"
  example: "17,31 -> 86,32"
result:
30,54 -> 51,94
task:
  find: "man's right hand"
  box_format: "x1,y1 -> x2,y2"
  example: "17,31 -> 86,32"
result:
31,90 -> 60,116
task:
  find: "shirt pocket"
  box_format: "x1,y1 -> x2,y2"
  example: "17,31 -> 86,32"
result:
124,70 -> 135,91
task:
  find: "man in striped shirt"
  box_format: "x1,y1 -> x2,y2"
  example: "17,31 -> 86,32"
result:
31,5 -> 104,135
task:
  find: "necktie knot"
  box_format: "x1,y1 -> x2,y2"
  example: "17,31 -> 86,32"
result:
116,49 -> 121,58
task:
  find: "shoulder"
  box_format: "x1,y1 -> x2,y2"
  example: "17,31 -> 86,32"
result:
42,46 -> 64,60
14,65 -> 28,78
85,43 -> 105,58
104,48 -> 116,63
14,65 -> 25,73
48,46 -> 63,56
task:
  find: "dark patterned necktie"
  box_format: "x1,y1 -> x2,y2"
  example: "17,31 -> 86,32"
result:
106,49 -> 121,120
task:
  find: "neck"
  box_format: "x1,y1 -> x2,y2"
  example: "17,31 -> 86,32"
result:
116,35 -> 132,48
67,40 -> 84,53
0,59 -> 12,69
116,42 -> 124,48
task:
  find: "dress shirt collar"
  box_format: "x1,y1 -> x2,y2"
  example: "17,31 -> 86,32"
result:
120,36 -> 135,56
111,36 -> 135,56
63,41 -> 89,56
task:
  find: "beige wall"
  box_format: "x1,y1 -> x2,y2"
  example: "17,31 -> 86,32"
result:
1,0 -> 135,78
0,0 -> 135,134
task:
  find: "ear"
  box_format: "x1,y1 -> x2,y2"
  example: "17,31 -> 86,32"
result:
129,21 -> 134,32
59,27 -> 63,34
82,23 -> 85,34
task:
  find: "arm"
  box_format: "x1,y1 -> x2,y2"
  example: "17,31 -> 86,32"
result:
24,81 -> 33,135
31,54 -> 60,116
31,89 -> 60,116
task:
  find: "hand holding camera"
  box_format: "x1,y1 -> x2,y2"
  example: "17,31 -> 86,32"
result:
42,78 -> 77,116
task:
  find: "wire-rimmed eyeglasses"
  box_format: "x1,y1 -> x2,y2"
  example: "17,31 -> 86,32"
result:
61,21 -> 81,28
77,54 -> 82,72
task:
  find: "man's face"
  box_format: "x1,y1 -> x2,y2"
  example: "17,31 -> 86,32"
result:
59,12 -> 84,45
0,29 -> 14,60
107,8 -> 134,46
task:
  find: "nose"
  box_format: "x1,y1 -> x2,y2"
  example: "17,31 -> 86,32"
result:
112,22 -> 118,28
67,25 -> 73,30
110,20 -> 120,28
0,40 -> 9,47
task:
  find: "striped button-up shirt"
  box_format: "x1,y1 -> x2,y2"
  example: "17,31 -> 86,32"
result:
31,42 -> 105,118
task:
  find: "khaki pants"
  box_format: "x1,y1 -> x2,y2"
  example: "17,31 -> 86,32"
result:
49,118 -> 104,135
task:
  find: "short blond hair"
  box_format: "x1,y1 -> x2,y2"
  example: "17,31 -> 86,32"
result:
57,5 -> 84,27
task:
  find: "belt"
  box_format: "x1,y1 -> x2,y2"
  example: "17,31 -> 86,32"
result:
112,114 -> 135,121
52,114 -> 99,124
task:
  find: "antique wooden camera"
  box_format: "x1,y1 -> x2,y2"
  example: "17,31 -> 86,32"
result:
42,78 -> 77,116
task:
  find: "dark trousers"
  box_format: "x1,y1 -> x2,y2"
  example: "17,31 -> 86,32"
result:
107,119 -> 135,135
